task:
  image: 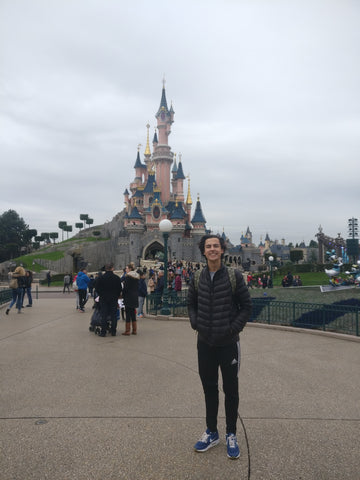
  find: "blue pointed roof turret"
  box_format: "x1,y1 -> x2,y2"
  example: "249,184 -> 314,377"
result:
153,130 -> 158,144
156,86 -> 169,117
128,206 -> 142,220
192,197 -> 206,224
133,189 -> 144,198
175,161 -> 185,180
172,157 -> 178,173
143,172 -> 157,193
169,202 -> 186,220
124,188 -> 129,195
134,151 -> 142,169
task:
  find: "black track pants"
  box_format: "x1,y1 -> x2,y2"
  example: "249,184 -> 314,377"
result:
197,339 -> 240,434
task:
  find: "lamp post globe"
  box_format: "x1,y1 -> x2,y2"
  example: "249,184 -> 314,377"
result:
159,219 -> 173,315
268,256 -> 274,288
159,219 -> 173,233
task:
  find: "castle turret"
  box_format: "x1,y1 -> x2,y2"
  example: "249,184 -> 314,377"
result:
153,81 -> 173,205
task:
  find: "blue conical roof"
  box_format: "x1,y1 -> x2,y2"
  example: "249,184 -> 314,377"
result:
128,206 -> 142,220
134,151 -> 142,168
175,161 -> 185,180
143,172 -> 157,193
192,199 -> 206,224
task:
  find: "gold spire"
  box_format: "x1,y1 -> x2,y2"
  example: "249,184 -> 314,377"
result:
145,123 -> 151,156
186,175 -> 192,205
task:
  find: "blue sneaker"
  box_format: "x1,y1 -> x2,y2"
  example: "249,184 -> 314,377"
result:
226,433 -> 240,459
194,428 -> 219,452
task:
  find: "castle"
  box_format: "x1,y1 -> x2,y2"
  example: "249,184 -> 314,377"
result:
107,83 -> 208,267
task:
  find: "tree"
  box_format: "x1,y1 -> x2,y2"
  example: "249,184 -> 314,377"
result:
35,235 -> 45,245
42,233 -> 50,244
309,240 -> 318,248
85,218 -> 94,228
80,214 -> 88,222
64,225 -> 73,239
58,221 -> 67,241
49,232 -> 59,244
0,209 -> 33,262
75,222 -> 83,232
290,249 -> 304,263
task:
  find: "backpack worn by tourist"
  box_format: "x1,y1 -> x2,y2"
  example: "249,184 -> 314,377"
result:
194,267 -> 237,294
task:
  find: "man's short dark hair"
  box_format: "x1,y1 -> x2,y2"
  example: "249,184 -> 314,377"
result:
105,263 -> 114,271
198,234 -> 226,257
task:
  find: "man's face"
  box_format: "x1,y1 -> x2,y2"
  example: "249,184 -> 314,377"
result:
204,238 -> 223,262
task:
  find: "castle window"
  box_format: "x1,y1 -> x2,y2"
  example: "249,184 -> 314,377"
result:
153,206 -> 160,219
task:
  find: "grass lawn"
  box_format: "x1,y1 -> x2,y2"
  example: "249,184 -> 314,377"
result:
273,271 -> 329,286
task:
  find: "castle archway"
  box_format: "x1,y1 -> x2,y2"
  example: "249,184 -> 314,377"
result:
143,241 -> 164,261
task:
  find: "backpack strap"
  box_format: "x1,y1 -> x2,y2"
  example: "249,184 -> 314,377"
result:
194,269 -> 201,291
227,267 -> 237,295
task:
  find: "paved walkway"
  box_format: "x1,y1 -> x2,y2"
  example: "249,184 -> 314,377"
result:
1,289 -> 359,480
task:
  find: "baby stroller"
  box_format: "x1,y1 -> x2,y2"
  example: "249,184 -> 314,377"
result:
89,303 -> 103,335
89,302 -> 120,335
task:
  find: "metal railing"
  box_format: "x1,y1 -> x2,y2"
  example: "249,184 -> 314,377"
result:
146,293 -> 359,336
250,298 -> 359,336
0,288 -> 12,305
146,292 -> 188,318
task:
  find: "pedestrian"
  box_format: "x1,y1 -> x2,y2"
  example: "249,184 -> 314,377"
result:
76,268 -> 90,312
187,234 -> 252,459
137,271 -> 147,318
148,273 -> 156,294
63,273 -> 71,293
88,275 -> 95,297
6,265 -> 26,314
95,263 -> 122,337
46,271 -> 51,287
174,270 -> 182,293
122,263 -> 140,335
23,270 -> 33,307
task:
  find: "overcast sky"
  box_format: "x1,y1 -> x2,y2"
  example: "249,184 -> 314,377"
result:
1,0 -> 359,246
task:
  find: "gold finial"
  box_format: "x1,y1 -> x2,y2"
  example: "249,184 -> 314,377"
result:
178,152 -> 182,163
162,75 -> 166,88
145,123 -> 151,156
186,175 -> 192,205
137,143 -> 142,152
197,193 -> 200,202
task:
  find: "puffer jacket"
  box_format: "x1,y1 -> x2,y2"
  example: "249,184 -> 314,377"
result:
76,271 -> 90,290
123,270 -> 140,308
187,265 -> 252,346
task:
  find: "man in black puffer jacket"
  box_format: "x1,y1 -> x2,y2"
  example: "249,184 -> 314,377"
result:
95,263 -> 122,337
188,234 -> 252,460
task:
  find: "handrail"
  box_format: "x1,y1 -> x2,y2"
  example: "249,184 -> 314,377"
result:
146,293 -> 360,336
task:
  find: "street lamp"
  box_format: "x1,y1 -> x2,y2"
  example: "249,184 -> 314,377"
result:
159,219 -> 173,315
268,255 -> 274,288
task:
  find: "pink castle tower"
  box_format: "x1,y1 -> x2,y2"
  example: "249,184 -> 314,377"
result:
152,79 -> 174,205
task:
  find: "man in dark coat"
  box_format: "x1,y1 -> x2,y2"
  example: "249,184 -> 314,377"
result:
95,263 -> 122,337
187,234 -> 252,460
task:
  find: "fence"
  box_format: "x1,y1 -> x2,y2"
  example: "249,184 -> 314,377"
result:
146,293 -> 359,336
0,288 -> 12,305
